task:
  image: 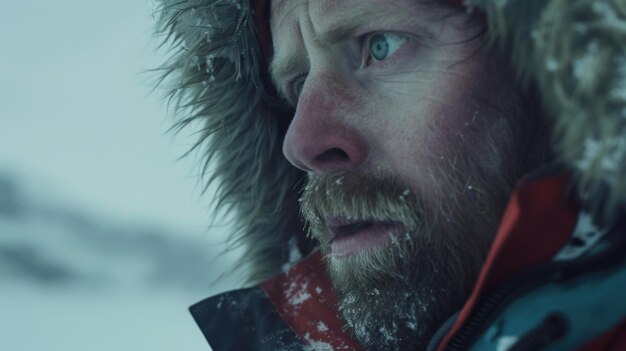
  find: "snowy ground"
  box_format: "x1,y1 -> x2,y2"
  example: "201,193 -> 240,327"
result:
0,171 -> 242,351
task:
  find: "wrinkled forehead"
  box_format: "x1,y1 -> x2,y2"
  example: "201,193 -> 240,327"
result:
270,0 -> 329,36
270,0 -> 438,20
271,0 -> 422,29
271,0 -> 356,21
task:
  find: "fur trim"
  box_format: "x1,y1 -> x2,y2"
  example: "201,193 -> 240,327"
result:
154,0 -> 626,282
468,0 -> 626,224
154,0 -> 309,284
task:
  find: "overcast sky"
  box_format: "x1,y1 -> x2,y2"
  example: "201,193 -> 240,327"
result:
0,0 -> 216,235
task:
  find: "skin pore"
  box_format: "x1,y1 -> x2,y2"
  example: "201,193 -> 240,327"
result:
270,0 -> 544,349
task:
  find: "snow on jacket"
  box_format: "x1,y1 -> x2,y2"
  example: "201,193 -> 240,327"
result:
153,0 -> 626,349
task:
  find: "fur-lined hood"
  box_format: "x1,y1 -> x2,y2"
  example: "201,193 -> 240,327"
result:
154,0 -> 626,284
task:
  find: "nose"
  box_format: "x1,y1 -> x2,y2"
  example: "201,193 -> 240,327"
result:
282,75 -> 368,174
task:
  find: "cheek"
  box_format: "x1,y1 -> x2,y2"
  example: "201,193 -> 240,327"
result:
367,67 -> 484,159
367,65 -> 498,186
368,88 -> 473,164
413,68 -> 494,158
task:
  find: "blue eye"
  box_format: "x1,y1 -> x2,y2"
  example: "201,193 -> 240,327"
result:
368,33 -> 407,62
370,34 -> 389,61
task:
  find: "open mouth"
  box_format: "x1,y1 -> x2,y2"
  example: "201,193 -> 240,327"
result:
325,217 -> 405,257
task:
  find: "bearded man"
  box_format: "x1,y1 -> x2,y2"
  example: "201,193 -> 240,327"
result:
155,0 -> 626,350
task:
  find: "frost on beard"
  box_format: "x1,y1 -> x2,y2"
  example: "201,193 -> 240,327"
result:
337,287 -> 439,351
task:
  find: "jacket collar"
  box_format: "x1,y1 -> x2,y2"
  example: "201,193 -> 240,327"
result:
437,168 -> 579,350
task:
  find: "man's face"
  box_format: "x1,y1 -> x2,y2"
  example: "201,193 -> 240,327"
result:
270,0 -> 529,349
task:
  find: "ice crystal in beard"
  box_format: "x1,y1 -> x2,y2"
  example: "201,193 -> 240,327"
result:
331,239 -> 465,351
339,287 -> 433,350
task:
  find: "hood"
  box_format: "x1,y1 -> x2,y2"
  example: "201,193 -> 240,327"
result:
154,0 -> 626,283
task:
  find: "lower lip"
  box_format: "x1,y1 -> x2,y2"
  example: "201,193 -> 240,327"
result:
330,222 -> 404,257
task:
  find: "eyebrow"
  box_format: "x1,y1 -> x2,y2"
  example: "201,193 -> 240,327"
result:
316,12 -> 379,44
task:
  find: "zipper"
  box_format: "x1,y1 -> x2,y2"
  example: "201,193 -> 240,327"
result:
444,225 -> 626,351
445,264 -> 556,351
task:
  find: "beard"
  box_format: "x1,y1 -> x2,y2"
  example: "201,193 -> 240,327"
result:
299,163 -> 512,350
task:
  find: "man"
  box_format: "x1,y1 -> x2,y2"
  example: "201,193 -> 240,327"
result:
155,0 -> 626,350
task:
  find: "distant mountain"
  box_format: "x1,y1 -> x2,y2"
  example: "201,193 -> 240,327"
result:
0,171 -> 239,291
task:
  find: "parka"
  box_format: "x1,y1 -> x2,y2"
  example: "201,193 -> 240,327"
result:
154,0 -> 626,349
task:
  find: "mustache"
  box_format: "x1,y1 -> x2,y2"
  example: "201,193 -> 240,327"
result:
299,171 -> 432,246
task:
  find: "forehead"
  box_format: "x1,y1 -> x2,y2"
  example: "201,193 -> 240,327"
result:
271,0 -> 363,19
270,0 -> 434,21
